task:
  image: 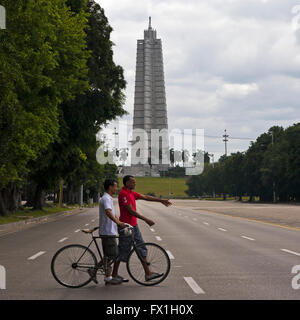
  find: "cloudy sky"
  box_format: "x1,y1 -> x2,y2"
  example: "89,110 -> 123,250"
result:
98,0 -> 300,160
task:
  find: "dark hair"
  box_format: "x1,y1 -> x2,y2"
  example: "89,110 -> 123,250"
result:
123,175 -> 134,186
104,179 -> 117,191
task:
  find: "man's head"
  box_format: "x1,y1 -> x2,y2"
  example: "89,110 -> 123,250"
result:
104,179 -> 118,194
123,175 -> 136,190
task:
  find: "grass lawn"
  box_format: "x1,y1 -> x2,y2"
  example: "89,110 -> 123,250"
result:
0,205 -> 76,226
118,177 -> 188,198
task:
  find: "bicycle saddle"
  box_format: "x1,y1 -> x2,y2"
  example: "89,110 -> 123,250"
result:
81,227 -> 99,234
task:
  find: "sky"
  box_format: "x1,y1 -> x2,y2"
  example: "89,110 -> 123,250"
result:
97,0 -> 300,161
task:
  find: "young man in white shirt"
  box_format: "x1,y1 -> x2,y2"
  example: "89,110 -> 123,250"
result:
96,179 -> 127,285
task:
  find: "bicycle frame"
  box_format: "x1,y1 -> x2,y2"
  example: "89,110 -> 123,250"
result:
75,231 -> 145,272
74,236 -> 105,270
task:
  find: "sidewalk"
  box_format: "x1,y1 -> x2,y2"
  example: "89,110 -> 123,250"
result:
0,207 -> 89,237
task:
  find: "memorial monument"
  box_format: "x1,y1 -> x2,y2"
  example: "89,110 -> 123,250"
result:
122,17 -> 169,176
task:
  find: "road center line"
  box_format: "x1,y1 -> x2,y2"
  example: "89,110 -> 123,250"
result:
75,229 -> 80,233
166,250 -> 175,259
91,219 -> 95,222
28,251 -> 46,260
184,277 -> 205,294
58,237 -> 68,243
203,222 -> 209,225
150,228 -> 155,232
85,223 -> 89,226
241,236 -> 255,241
218,228 -> 227,232
193,218 -> 197,221
155,236 -> 162,241
281,249 -> 300,256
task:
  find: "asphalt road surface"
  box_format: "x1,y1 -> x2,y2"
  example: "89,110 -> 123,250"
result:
0,200 -> 300,300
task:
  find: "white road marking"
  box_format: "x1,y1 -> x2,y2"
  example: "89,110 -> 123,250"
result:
85,223 -> 89,226
166,250 -> 175,259
184,277 -> 205,294
75,229 -> 80,233
28,251 -> 46,260
281,249 -> 300,256
241,236 -> 255,241
218,228 -> 227,232
155,236 -> 162,241
91,219 -> 95,222
150,228 -> 155,232
193,218 -> 197,221
203,222 -> 209,225
58,237 -> 68,243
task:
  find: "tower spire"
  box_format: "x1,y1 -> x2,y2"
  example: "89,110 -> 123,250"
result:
148,16 -> 152,29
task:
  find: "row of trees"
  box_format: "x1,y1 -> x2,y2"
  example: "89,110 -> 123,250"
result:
0,0 -> 125,215
186,124 -> 300,202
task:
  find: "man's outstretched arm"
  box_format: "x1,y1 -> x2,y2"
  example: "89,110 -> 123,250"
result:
138,194 -> 172,207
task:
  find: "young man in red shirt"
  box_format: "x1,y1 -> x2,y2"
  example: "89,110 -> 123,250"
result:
112,175 -> 172,282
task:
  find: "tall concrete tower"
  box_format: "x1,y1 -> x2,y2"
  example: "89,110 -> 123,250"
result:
130,17 -> 169,176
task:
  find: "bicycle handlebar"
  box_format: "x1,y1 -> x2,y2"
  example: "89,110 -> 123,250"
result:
82,224 -> 132,235
124,223 -> 133,229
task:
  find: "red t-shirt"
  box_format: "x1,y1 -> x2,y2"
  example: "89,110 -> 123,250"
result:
118,186 -> 141,227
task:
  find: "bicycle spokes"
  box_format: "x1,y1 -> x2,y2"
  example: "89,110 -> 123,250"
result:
51,244 -> 97,288
126,243 -> 170,286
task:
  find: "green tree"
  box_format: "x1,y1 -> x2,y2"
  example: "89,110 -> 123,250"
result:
0,0 -> 89,215
222,152 -> 246,201
26,0 -> 127,209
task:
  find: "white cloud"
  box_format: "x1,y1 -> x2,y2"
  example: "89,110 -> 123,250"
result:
217,83 -> 259,99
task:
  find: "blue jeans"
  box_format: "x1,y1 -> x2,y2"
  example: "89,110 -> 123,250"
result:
117,224 -> 147,262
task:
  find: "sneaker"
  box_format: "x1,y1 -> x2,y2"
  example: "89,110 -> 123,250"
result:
145,272 -> 164,282
88,268 -> 98,284
105,277 -> 123,285
115,275 -> 129,283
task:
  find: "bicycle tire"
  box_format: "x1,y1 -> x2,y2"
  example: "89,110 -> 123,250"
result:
126,242 -> 171,286
51,244 -> 97,288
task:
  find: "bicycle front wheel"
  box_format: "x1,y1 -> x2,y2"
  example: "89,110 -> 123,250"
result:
51,244 -> 97,288
126,242 -> 171,286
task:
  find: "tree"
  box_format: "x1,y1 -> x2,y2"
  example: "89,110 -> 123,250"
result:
222,152 -> 246,201
0,0 -> 89,215
26,0 -> 127,209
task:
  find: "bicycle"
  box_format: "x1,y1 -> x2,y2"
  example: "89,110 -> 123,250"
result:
51,224 -> 171,288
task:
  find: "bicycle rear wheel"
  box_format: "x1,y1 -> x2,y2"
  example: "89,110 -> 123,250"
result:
126,242 -> 171,286
51,244 -> 97,288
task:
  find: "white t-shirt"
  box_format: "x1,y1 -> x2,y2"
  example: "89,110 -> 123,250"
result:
99,192 -> 117,236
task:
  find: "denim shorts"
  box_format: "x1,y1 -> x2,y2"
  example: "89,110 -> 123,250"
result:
101,236 -> 119,260
117,224 -> 148,262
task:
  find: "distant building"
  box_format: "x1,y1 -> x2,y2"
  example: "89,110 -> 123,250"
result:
122,17 -> 169,177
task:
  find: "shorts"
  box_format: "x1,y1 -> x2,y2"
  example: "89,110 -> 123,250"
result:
117,224 -> 148,262
101,236 -> 119,260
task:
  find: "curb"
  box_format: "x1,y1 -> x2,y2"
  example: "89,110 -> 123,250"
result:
0,207 -> 90,237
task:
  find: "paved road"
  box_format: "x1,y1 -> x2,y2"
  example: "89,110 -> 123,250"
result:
0,200 -> 300,299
